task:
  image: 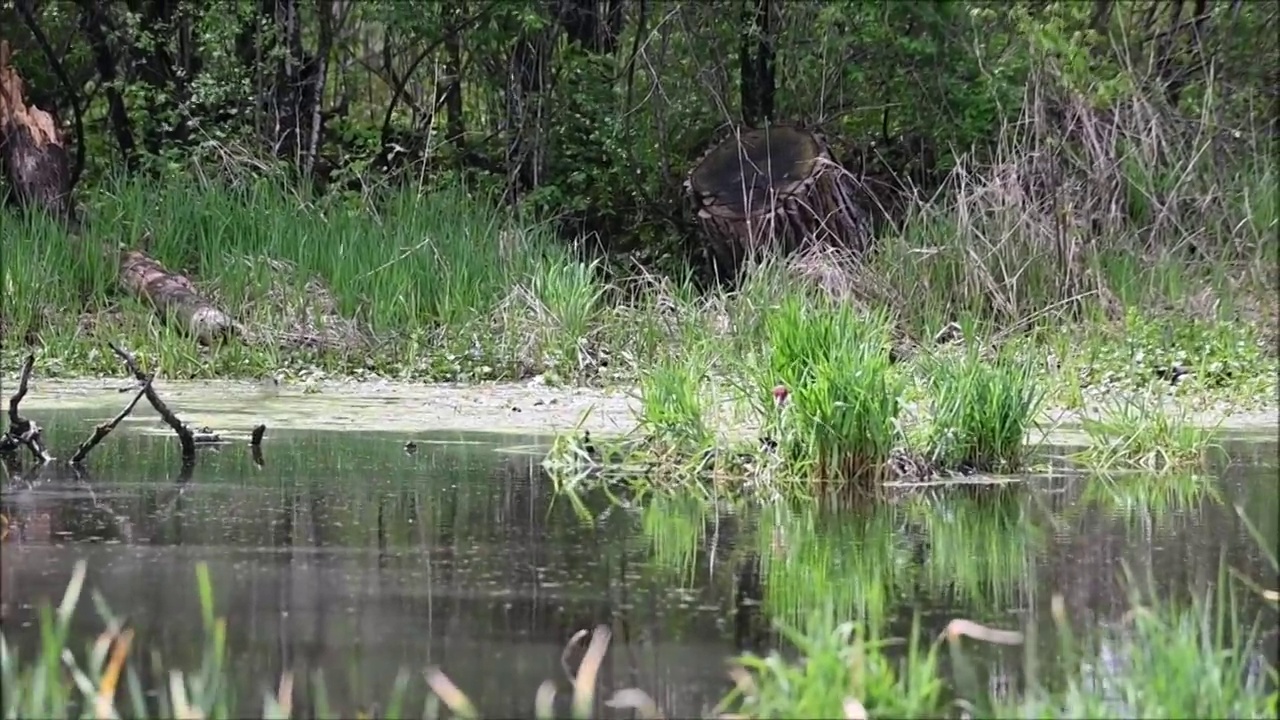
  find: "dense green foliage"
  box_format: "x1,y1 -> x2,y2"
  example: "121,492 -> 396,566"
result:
2,0 -> 1276,265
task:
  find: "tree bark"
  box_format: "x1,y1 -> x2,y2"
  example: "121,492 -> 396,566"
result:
684,125 -> 873,284
0,41 -> 76,225
118,250 -> 237,345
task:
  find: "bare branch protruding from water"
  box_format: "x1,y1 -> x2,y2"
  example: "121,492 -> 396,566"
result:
1,353 -> 53,463
107,342 -> 196,461
70,374 -> 154,464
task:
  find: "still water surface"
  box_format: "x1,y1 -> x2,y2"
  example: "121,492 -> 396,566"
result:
2,410 -> 1276,716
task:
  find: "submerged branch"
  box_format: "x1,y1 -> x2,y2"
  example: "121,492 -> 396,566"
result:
70,374 -> 154,464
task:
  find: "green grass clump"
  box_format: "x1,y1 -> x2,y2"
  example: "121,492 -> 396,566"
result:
1076,395 -> 1223,471
0,177 -> 613,382
636,352 -> 716,456
990,582 -> 1277,719
758,296 -> 904,491
714,615 -> 944,719
920,348 -> 1045,473
719,574 -> 1277,720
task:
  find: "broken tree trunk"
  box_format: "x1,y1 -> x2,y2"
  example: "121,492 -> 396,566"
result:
118,249 -> 236,344
684,125 -> 872,283
0,41 -> 235,345
0,40 -> 76,225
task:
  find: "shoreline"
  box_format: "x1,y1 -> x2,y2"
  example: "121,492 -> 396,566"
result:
5,377 -> 1277,445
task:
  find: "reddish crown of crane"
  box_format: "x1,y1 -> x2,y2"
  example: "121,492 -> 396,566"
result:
772,385 -> 789,407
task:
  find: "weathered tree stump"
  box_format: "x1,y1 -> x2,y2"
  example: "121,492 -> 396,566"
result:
1,41 -> 235,345
684,125 -> 872,283
0,40 -> 75,225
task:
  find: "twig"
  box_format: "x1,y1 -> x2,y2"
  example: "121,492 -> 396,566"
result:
70,374 -> 154,464
2,353 -> 53,463
107,341 -> 196,461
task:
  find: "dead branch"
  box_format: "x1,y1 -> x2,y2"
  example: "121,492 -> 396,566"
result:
106,341 -> 196,461
1,353 -> 53,463
70,373 -> 154,464
250,423 -> 266,468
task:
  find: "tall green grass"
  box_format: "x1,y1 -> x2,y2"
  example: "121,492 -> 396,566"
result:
0,178 -> 612,380
919,347 -> 1045,473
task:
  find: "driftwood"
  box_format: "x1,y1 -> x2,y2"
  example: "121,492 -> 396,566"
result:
0,354 -> 53,462
684,124 -> 873,283
69,374 -> 154,463
0,41 -> 234,345
106,341 -> 196,461
1,351 -> 267,482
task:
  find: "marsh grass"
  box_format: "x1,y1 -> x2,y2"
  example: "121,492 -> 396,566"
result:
1,179 -> 614,382
4,524 -> 1276,719
1,561 -> 246,720
722,570 -> 1277,720
713,614 -> 945,719
918,348 -> 1045,473
755,297 -> 904,491
1076,394 -> 1224,471
636,351 -> 717,456
987,571 -> 1278,719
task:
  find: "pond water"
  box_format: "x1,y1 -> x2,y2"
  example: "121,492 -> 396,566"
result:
1,409 -> 1277,717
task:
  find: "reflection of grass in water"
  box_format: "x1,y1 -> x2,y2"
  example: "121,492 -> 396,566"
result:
640,496 -> 716,587
904,490 -> 1037,613
1078,471 -> 1220,530
757,505 -> 905,631
759,492 -> 1037,632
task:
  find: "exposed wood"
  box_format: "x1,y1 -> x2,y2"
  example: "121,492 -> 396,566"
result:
684,124 -> 873,284
0,353 -> 53,463
118,249 -> 237,345
70,374 -> 154,464
0,40 -> 76,226
108,341 -> 197,462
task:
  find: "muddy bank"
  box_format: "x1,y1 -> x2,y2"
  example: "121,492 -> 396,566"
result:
4,377 -> 1276,446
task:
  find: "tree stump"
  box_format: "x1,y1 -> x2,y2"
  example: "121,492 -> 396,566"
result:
684,125 -> 872,283
0,40 -> 75,225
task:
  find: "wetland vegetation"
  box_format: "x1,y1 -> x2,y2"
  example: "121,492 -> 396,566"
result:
1,420 -> 1277,718
2,0 -> 1278,717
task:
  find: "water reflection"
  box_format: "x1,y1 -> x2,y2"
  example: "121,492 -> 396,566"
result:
1,411 -> 1276,716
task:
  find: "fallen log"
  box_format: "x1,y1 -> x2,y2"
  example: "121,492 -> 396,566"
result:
0,41 -> 235,345
684,124 -> 873,284
118,249 -> 237,345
